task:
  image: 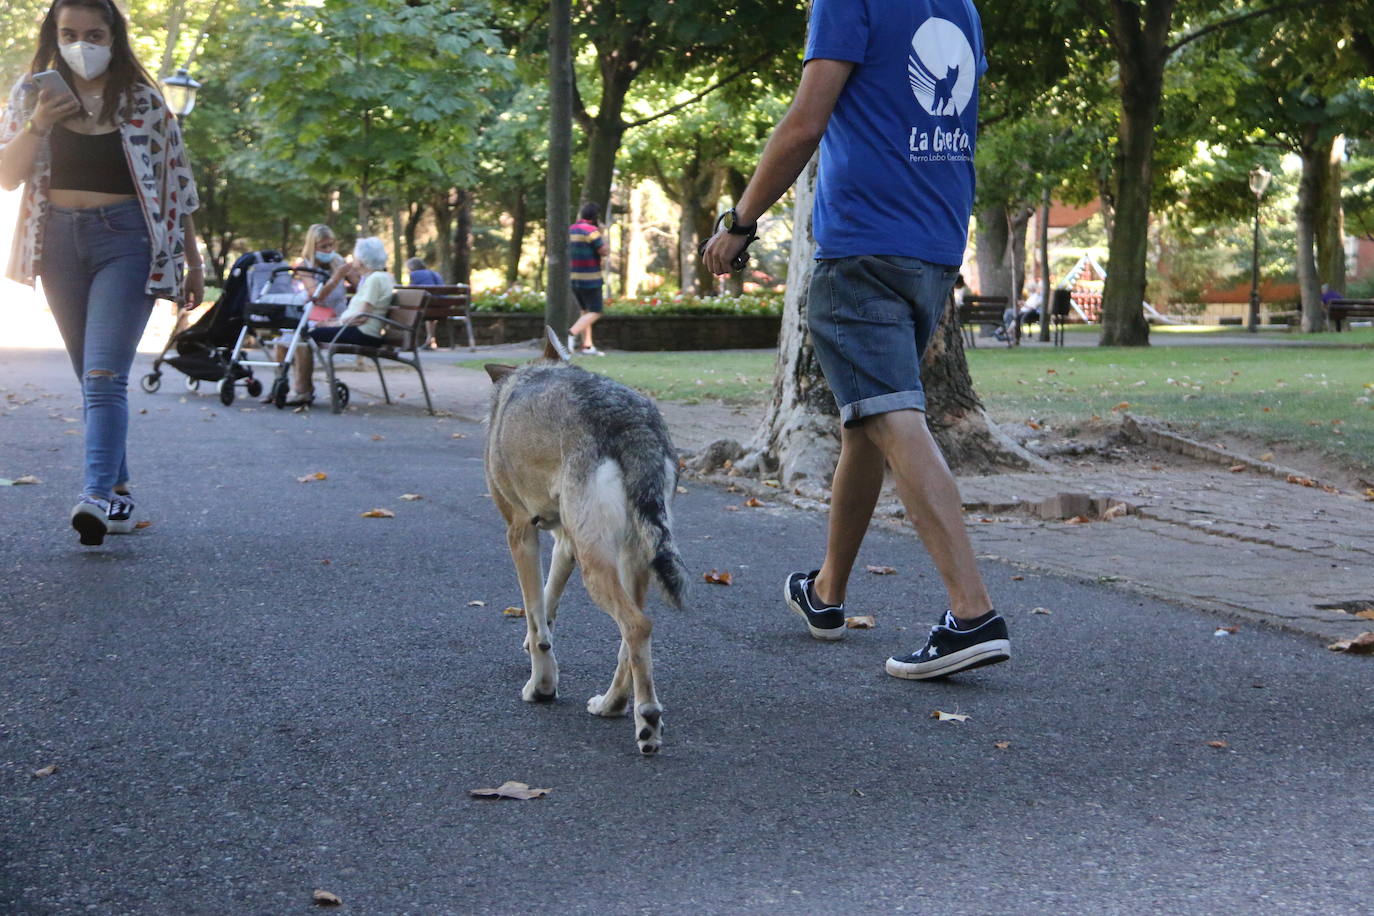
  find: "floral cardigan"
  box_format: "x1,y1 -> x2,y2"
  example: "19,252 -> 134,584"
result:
1,77 -> 200,299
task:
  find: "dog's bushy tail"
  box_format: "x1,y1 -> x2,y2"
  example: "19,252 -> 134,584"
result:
631,458 -> 689,611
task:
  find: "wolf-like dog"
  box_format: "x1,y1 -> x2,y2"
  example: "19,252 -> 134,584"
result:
484,332 -> 688,754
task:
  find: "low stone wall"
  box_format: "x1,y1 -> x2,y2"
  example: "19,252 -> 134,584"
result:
469,313 -> 782,351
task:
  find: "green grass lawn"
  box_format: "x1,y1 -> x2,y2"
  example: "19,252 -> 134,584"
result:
459,342 -> 1374,474
457,350 -> 777,403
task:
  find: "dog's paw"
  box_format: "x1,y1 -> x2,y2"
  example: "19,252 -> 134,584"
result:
635,703 -> 664,755
586,693 -> 628,717
522,678 -> 557,703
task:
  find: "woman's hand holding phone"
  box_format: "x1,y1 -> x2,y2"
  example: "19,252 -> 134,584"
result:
30,72 -> 82,130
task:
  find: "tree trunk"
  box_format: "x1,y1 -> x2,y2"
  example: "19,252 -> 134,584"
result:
453,188 -> 473,288
676,200 -> 695,294
1296,127 -> 1326,332
575,41 -> 638,215
693,172 -> 725,295
975,206 -> 1011,298
432,190 -> 453,285
1097,0 -> 1173,347
739,157 -> 839,485
506,187 -> 527,289
546,0 -> 573,334
404,201 -> 424,262
1316,134 -> 1346,294
1007,207 -> 1032,304
922,294 -> 1044,474
390,195 -> 404,277
724,168 -> 748,295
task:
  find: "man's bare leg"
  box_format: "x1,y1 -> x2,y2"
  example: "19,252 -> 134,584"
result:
813,424 -> 885,606
865,409 -> 992,621
569,311 -> 601,350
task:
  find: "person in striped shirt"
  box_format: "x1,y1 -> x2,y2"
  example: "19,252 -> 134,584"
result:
567,202 -> 608,355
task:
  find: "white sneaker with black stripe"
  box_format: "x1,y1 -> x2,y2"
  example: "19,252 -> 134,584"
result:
885,610 -> 1011,679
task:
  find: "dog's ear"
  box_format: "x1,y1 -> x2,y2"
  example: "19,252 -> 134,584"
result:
543,326 -> 571,362
484,363 -> 517,383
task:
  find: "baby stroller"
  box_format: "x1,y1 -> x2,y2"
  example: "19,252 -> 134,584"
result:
226,260 -> 333,408
141,250 -> 284,402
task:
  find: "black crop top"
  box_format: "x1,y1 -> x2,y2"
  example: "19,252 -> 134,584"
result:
49,124 -> 136,196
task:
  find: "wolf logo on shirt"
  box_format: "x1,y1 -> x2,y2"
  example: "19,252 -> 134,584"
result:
906,17 -> 975,119
929,64 -> 959,116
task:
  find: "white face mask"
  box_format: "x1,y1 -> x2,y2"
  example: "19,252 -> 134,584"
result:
59,41 -> 112,81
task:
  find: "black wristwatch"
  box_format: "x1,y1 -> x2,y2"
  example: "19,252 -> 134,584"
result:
723,207 -> 757,236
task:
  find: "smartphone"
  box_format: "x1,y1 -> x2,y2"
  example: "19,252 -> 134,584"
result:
31,69 -> 79,107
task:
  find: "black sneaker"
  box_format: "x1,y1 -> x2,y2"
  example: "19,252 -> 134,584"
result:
70,495 -> 111,546
885,610 -> 1010,679
107,493 -> 136,534
784,570 -> 846,641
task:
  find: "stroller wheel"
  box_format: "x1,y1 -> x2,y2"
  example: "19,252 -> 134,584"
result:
270,377 -> 289,409
185,376 -> 200,392
333,380 -> 350,412
140,373 -> 161,394
246,377 -> 263,398
218,377 -> 236,407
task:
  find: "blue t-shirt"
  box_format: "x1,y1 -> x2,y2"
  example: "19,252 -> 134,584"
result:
806,0 -> 986,266
409,268 -> 443,286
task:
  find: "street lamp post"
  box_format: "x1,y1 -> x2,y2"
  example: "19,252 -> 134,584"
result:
1246,165 -> 1272,333
160,67 -> 201,118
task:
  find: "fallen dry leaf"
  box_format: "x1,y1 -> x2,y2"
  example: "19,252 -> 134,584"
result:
1259,452 -> 1274,462
865,565 -> 897,575
133,520 -> 153,530
1326,632 -> 1374,654
724,505 -> 740,512
930,710 -> 969,723
762,479 -> 781,488
1110,401 -> 1130,412
1207,740 -> 1228,749
503,606 -> 525,617
399,493 -> 423,501
1065,515 -> 1092,525
676,486 -> 688,494
993,741 -> 1011,750
371,434 -> 384,441
451,433 -> 466,439
1354,610 -> 1374,621
360,508 -> 395,518
469,780 -> 550,800
468,600 -> 486,607
1010,575 -> 1025,581
11,475 -> 40,485
1101,504 -> 1128,521
1214,626 -> 1239,636
312,889 -> 343,906
32,764 -> 56,778
845,615 -> 876,629
1228,464 -> 1246,473
1031,607 -> 1052,615
703,569 -> 733,586
1027,421 -> 1041,430
297,471 -> 328,483
743,497 -> 765,508
1150,464 -> 1164,471
1285,474 -> 1316,488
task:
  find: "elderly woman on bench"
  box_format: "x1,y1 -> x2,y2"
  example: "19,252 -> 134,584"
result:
307,236 -> 395,351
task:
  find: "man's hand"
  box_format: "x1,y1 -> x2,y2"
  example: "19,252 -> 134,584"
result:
702,228 -> 750,276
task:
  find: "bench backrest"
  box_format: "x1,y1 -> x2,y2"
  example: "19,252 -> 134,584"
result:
1329,299 -> 1374,309
399,283 -> 471,321
380,288 -> 430,350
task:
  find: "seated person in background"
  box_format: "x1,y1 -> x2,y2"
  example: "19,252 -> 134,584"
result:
999,280 -> 1043,341
406,257 -> 442,286
406,257 -> 445,348
308,237 -> 395,350
1320,283 -> 1341,306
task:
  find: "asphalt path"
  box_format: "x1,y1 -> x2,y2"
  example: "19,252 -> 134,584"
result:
2,348 -> 1372,915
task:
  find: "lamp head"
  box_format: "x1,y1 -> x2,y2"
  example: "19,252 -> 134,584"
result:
1248,165 -> 1272,198
161,67 -> 201,117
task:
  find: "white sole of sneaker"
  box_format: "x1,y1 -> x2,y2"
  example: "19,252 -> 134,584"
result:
783,579 -> 846,641
70,505 -> 108,546
106,517 -> 136,535
884,639 -> 1010,680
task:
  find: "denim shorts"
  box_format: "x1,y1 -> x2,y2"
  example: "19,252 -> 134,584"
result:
807,255 -> 958,427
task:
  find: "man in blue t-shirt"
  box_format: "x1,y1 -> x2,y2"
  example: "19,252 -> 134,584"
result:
703,0 -> 1009,681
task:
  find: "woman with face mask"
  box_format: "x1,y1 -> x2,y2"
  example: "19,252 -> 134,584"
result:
264,223 -> 351,406
0,0 -> 204,546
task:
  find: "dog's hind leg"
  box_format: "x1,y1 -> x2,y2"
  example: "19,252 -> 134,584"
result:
542,532 -> 576,631
582,564 -> 663,755
507,521 -> 558,702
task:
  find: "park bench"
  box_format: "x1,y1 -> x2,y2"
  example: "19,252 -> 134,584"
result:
318,288 -> 435,415
958,295 -> 1012,348
398,283 -> 475,351
1326,298 -> 1374,332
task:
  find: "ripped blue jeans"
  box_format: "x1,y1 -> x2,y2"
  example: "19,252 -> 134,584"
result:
39,200 -> 155,500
